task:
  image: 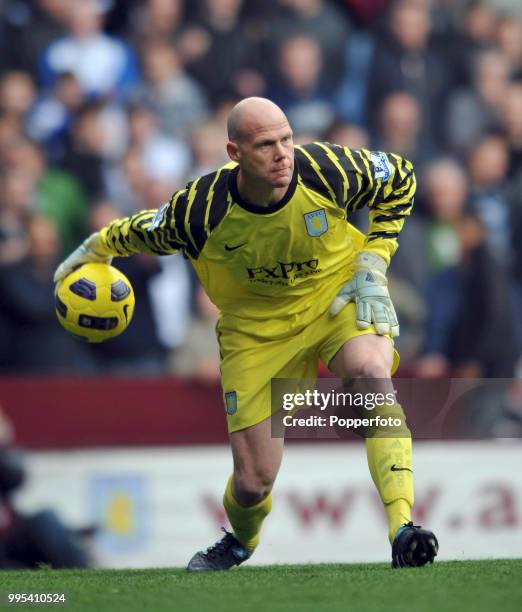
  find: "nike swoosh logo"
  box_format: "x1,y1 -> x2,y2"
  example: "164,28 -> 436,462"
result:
390,464 -> 413,473
225,242 -> 247,252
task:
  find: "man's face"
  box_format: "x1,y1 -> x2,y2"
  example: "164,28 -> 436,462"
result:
229,121 -> 295,188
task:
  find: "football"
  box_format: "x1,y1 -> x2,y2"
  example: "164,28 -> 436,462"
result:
55,263 -> 135,343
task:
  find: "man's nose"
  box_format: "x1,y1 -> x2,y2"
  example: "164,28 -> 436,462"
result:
274,142 -> 286,159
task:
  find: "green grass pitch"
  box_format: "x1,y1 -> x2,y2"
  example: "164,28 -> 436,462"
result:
1,560 -> 520,612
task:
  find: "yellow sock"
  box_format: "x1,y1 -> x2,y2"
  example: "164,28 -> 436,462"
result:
366,436 -> 414,542
223,475 -> 272,554
385,498 -> 412,544
364,403 -> 414,543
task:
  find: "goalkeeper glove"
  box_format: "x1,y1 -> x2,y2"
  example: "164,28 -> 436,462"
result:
329,252 -> 400,338
53,233 -> 113,283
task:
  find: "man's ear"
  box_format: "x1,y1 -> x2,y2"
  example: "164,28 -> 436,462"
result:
227,141 -> 240,162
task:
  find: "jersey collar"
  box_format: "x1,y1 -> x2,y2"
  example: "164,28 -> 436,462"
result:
228,165 -> 298,215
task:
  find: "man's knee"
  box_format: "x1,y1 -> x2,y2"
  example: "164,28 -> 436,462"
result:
233,468 -> 276,506
346,358 -> 391,379
329,335 -> 394,379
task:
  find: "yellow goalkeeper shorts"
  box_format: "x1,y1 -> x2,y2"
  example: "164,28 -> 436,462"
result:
217,303 -> 400,432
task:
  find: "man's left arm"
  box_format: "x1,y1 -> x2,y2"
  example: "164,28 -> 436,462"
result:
354,150 -> 416,265
330,148 -> 417,337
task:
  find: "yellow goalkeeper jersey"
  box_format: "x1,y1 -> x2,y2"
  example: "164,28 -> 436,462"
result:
99,143 -> 416,337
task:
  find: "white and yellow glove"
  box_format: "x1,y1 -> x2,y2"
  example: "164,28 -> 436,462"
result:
329,252 -> 400,338
53,233 -> 112,283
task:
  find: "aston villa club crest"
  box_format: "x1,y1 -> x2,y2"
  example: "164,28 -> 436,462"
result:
225,391 -> 238,415
304,209 -> 328,237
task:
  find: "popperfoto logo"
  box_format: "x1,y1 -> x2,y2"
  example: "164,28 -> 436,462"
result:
272,377 -> 522,440
280,389 -> 401,430
270,379 -> 409,439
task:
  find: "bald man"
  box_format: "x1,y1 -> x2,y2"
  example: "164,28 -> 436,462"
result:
55,97 -> 438,570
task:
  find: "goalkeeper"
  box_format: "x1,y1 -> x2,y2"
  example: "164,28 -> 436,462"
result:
55,97 -> 438,570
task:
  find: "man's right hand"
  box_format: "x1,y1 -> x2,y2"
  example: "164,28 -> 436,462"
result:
53,233 -> 113,283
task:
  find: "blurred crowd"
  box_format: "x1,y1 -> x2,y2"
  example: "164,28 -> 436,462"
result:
0,0 -> 521,380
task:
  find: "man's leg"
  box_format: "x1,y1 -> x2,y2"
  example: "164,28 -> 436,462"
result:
224,413 -> 284,553
187,322 -> 315,571
187,413 -> 284,571
328,334 -> 438,566
328,335 -> 413,543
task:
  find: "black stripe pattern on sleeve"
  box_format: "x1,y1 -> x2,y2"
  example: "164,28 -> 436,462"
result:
299,143 -> 346,206
295,146 -> 333,202
207,170 -> 232,233
183,169 -> 232,259
188,173 -> 218,253
367,231 -> 400,242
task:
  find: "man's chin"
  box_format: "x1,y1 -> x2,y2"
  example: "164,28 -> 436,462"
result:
270,174 -> 292,188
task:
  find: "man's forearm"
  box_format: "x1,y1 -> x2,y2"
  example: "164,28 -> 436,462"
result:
98,207 -> 181,257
